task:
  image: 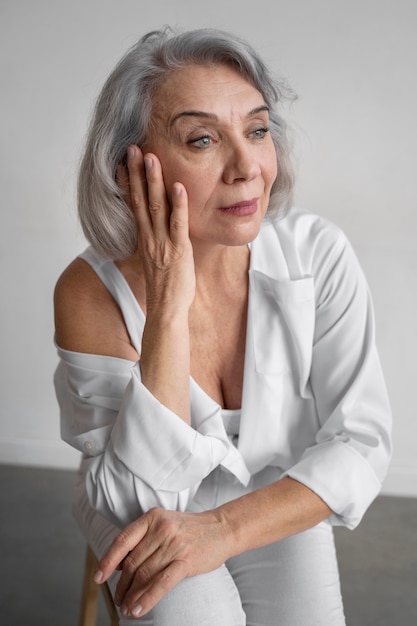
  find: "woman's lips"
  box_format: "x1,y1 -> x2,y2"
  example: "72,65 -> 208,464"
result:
217,198 -> 258,216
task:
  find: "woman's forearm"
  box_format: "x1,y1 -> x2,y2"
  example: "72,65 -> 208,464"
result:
216,476 -> 333,557
140,308 -> 191,424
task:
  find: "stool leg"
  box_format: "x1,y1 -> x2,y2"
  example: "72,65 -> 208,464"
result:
79,546 -> 99,626
102,580 -> 120,626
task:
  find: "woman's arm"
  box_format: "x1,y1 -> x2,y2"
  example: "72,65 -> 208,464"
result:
118,147 -> 195,423
56,146 -> 195,420
94,476 -> 331,618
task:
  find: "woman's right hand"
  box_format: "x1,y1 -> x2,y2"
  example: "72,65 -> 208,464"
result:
117,145 -> 196,316
117,145 -> 195,422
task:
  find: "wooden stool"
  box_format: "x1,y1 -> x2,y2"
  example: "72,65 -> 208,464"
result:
79,545 -> 119,626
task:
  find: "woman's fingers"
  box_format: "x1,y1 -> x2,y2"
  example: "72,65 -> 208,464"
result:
125,145 -> 152,233
114,518 -> 180,606
113,524 -> 165,605
94,515 -> 151,584
142,155 -> 170,239
121,560 -> 186,618
170,182 -> 190,247
124,146 -> 190,259
113,552 -> 151,607
125,146 -> 171,240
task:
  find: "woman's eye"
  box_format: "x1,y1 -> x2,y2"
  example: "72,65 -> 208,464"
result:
251,127 -> 270,139
188,135 -> 212,148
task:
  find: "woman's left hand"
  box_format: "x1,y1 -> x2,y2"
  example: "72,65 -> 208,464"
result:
93,506 -> 233,618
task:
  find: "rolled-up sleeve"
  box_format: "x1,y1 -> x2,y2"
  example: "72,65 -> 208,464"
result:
55,349 -> 250,528
284,226 -> 392,529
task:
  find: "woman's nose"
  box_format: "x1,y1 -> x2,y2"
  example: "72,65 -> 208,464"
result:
222,141 -> 261,184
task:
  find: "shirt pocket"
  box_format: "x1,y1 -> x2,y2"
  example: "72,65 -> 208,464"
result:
249,271 -> 315,380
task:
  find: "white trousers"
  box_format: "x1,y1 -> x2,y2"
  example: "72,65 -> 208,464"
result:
74,468 -> 346,625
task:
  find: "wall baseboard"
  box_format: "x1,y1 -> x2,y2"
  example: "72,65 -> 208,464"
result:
380,464 -> 417,498
0,437 -> 81,470
0,437 -> 415,498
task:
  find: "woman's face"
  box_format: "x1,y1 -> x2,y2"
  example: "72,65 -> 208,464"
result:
144,63 -> 278,249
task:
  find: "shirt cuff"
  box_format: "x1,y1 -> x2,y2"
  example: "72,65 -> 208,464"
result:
283,439 -> 382,529
111,366 -> 250,492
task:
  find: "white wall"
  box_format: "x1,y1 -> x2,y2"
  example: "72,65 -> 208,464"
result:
1,0 -> 416,496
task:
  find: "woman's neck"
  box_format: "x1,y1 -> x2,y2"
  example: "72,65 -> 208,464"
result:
192,241 -> 250,296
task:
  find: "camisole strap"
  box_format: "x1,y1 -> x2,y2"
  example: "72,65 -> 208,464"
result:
78,246 -> 145,355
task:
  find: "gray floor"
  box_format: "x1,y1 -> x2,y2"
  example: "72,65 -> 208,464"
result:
0,465 -> 416,626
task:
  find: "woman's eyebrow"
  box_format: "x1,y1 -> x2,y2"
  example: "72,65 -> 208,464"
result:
171,110 -> 218,124
248,105 -> 270,116
171,104 -> 270,125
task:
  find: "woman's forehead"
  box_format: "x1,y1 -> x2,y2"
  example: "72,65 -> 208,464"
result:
151,64 -> 265,122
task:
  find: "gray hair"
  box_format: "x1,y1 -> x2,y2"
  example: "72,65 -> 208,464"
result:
78,27 -> 296,259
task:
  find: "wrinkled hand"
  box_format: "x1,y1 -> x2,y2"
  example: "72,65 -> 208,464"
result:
94,507 -> 232,618
117,145 -> 195,314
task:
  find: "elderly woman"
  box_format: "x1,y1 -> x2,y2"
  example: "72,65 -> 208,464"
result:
54,27 -> 392,625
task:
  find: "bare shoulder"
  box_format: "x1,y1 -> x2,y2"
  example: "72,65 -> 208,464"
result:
54,257 -> 138,361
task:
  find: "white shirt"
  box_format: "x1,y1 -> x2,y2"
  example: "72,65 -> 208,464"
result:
54,208 -> 392,530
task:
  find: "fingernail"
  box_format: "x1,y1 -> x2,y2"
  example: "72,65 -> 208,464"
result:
132,605 -> 143,616
144,157 -> 152,170
121,604 -> 128,616
93,569 -> 103,583
173,182 -> 182,196
128,146 -> 135,159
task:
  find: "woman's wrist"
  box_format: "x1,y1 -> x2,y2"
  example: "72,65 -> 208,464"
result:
144,296 -> 191,324
140,313 -> 191,423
